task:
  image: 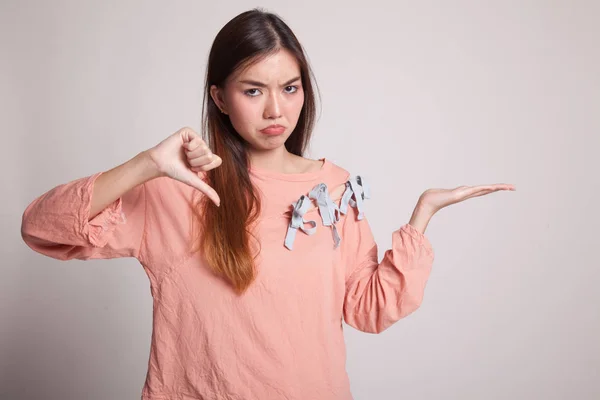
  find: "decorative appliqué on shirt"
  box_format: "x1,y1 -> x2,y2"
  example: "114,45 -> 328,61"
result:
284,175 -> 370,250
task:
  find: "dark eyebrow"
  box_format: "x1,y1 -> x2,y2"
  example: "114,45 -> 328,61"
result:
238,76 -> 301,88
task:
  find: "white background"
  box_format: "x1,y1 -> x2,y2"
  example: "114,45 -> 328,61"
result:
2,1 -> 598,399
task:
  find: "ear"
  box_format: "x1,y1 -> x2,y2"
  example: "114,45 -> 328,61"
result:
209,85 -> 228,115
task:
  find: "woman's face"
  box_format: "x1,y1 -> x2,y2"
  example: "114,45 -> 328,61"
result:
210,49 -> 305,153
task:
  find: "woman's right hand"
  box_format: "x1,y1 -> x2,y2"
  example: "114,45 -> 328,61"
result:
146,127 -> 222,206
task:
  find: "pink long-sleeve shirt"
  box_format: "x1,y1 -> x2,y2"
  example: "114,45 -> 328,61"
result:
21,158 -> 434,400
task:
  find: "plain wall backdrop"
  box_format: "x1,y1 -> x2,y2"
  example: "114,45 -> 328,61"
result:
1,1 -> 598,399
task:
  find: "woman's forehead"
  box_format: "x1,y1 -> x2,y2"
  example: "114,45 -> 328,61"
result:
229,49 -> 300,84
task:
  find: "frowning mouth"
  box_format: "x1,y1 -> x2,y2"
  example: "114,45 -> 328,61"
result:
260,125 -> 286,135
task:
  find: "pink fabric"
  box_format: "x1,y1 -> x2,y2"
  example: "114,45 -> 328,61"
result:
21,158 -> 434,399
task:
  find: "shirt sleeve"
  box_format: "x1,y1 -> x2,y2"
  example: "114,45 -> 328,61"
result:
340,205 -> 435,334
21,171 -> 146,262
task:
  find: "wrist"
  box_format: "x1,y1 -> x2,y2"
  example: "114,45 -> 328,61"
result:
408,201 -> 435,234
135,150 -> 165,181
415,197 -> 438,217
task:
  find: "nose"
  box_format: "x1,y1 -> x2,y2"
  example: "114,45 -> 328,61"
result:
263,93 -> 282,120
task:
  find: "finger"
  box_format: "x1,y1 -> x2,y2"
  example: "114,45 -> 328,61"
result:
191,155 -> 222,172
490,183 -> 516,190
177,167 -> 221,206
179,127 -> 202,146
454,186 -> 485,198
471,184 -> 516,191
458,184 -> 513,197
462,188 -> 509,201
185,143 -> 213,161
470,185 -> 515,194
461,190 -> 493,201
183,136 -> 208,153
188,153 -> 215,167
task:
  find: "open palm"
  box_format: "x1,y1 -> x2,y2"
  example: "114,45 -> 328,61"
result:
420,184 -> 516,214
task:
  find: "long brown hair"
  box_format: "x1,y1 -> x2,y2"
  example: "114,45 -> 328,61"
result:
192,9 -> 319,294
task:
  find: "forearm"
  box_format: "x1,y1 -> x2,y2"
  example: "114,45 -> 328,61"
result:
343,223 -> 435,334
90,151 -> 161,220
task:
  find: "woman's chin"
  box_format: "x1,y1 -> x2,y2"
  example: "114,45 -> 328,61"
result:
250,135 -> 289,151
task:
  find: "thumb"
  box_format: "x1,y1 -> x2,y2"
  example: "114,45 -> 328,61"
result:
177,167 -> 221,207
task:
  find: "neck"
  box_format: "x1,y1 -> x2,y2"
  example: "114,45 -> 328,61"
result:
248,147 -> 297,173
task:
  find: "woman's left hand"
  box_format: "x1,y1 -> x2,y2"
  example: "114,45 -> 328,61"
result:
419,183 -> 516,215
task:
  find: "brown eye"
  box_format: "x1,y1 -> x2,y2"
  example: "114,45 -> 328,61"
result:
244,89 -> 261,97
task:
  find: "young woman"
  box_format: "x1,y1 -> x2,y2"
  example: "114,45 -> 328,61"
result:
21,8 -> 515,400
